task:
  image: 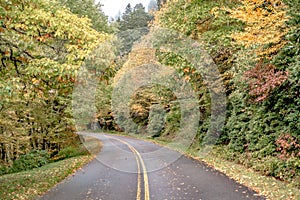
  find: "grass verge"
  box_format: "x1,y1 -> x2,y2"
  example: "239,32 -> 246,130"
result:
114,132 -> 299,200
0,137 -> 102,200
202,149 -> 300,200
65,131 -> 300,200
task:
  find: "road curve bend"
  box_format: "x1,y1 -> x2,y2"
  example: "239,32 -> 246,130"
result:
38,132 -> 265,200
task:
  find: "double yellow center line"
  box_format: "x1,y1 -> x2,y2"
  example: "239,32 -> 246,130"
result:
105,135 -> 150,200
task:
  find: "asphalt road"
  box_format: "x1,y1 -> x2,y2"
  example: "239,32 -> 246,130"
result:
38,133 -> 266,200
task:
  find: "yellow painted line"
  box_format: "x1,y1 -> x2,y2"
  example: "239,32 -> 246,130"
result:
134,150 -> 141,200
133,148 -> 150,200
105,135 -> 150,200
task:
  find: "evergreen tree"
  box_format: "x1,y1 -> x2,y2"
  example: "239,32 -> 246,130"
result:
123,3 -> 133,20
117,3 -> 153,55
119,3 -> 152,31
131,3 -> 153,28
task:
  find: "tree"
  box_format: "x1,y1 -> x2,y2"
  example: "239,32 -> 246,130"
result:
132,3 -> 154,28
220,0 -> 289,58
122,3 -> 133,22
0,0 -> 109,165
119,3 -> 153,31
58,0 -> 111,33
117,3 -> 153,55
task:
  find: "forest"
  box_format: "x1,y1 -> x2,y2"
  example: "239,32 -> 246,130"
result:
0,0 -> 299,189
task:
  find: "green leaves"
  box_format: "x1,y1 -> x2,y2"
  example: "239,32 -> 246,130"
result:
152,0 -> 300,185
0,0 -> 111,165
58,0 -> 111,33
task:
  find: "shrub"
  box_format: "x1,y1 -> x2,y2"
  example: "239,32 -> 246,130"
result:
147,104 -> 166,137
11,150 -> 49,173
220,147 -> 300,184
0,165 -> 8,176
275,134 -> 300,160
56,146 -> 87,160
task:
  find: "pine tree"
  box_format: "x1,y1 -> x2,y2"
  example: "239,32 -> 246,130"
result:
117,3 -> 153,54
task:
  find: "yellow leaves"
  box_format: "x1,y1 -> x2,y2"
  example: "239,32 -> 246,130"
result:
257,41 -> 287,57
222,0 -> 290,58
32,1 -> 105,43
31,78 -> 40,85
210,7 -> 220,17
1,0 -> 109,67
113,43 -> 159,86
15,23 -> 28,31
131,104 -> 147,113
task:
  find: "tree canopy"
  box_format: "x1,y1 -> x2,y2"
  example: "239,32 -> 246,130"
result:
116,3 -> 154,55
58,0 -> 111,33
152,0 -> 300,185
0,0 -> 109,165
0,0 -> 299,191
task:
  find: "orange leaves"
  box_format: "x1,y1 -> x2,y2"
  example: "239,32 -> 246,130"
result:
56,75 -> 75,83
183,67 -> 193,82
36,33 -> 51,42
184,76 -> 191,82
17,56 -> 29,63
4,51 -> 10,56
183,67 -> 190,73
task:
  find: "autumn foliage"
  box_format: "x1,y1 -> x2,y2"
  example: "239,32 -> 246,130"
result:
0,0 -> 299,190
220,0 -> 290,57
276,134 -> 300,160
152,0 -> 300,186
0,0 -> 109,166
244,62 -> 288,102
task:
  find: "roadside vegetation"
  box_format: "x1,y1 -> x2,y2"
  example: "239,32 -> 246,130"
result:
98,0 -> 300,198
147,0 -> 300,191
150,135 -> 300,200
0,156 -> 92,200
0,0 -> 299,199
203,148 -> 300,200
0,0 -> 109,168
0,136 -> 101,200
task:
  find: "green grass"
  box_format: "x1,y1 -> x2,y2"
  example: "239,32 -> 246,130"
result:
0,137 -> 102,200
0,156 -> 92,200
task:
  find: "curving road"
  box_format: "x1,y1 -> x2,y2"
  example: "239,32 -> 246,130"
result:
38,132 -> 265,200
